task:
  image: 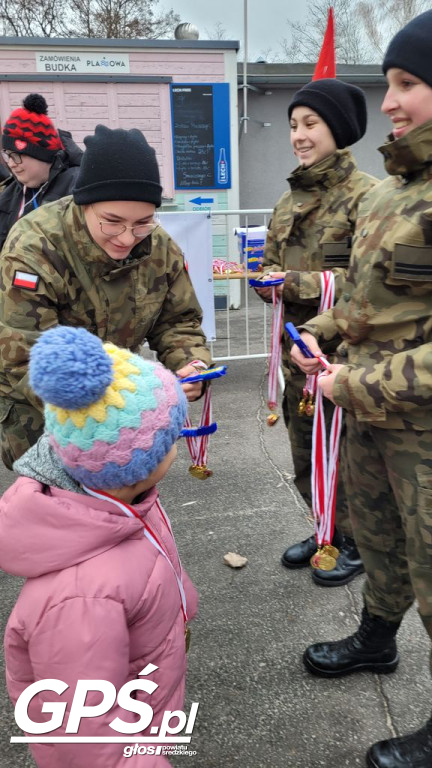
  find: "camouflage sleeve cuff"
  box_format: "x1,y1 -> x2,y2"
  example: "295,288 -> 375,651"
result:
299,309 -> 339,343
282,270 -> 320,303
334,347 -> 432,421
284,267 -> 349,305
333,365 -> 387,422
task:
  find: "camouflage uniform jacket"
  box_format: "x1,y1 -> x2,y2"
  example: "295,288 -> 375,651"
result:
262,149 -> 376,364
302,120 -> 432,430
0,196 -> 211,415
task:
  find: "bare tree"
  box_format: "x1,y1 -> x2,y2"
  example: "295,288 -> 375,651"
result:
67,0 -> 179,38
0,0 -> 67,36
357,0 -> 429,59
0,0 -> 179,38
266,0 -> 429,64
204,22 -> 229,41
278,0 -> 371,64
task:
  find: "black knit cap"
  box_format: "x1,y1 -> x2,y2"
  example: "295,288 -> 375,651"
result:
288,79 -> 367,149
73,124 -> 162,207
382,10 -> 432,87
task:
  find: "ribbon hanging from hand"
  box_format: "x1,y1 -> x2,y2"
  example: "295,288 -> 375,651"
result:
267,285 -> 284,424
249,277 -> 285,427
309,271 -> 344,569
179,366 -> 227,479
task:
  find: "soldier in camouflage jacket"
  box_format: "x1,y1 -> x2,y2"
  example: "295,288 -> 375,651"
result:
256,79 -> 376,586
0,125 -> 211,469
293,11 -> 432,767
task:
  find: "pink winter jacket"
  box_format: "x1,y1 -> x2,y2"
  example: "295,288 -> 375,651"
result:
0,477 -> 198,768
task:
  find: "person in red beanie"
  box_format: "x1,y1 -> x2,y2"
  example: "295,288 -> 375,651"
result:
0,92 -> 81,249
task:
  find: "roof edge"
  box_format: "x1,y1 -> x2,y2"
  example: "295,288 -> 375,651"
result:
0,35 -> 239,50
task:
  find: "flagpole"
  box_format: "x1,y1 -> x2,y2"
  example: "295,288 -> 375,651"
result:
243,0 -> 248,134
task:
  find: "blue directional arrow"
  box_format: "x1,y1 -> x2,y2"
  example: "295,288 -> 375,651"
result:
189,196 -> 214,205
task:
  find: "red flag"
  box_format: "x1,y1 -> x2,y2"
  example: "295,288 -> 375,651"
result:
312,7 -> 336,80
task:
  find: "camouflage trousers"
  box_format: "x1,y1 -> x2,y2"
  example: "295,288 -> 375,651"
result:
0,400 -> 44,470
282,370 -> 352,538
345,415 -> 432,643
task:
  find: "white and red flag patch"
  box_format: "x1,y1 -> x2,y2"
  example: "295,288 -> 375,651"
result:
12,270 -> 39,291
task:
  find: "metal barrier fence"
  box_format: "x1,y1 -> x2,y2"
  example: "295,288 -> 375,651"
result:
209,208 -> 272,362
153,207 -> 284,387
209,208 -> 285,392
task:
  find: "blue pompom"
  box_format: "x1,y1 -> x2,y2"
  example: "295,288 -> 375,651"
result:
30,326 -> 113,409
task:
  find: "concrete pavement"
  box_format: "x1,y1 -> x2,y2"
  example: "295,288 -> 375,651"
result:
0,318 -> 430,767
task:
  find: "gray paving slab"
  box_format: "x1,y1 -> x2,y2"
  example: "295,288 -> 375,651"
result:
0,307 -> 430,767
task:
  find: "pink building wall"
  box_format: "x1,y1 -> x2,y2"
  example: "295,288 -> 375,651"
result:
0,42 -> 232,200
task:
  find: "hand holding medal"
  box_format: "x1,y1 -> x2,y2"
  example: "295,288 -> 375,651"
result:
179,365 -> 227,479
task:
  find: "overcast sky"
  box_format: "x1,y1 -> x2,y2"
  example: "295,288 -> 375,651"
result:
159,0 -> 308,61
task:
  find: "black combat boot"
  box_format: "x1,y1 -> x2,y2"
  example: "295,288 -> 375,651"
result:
312,536 -> 365,587
366,718 -> 432,767
281,528 -> 343,569
303,607 -> 400,677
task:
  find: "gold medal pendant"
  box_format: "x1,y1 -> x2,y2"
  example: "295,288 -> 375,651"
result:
310,549 -> 322,569
298,397 -> 306,416
267,412 -> 279,426
189,464 -> 213,479
322,544 -> 339,560
185,626 -> 191,653
305,395 -> 315,417
316,553 -> 337,571
310,547 -> 337,571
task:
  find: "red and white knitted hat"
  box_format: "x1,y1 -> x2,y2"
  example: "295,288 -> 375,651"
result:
2,93 -> 64,163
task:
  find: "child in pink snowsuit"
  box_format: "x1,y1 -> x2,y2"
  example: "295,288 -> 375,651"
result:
0,325 -> 198,767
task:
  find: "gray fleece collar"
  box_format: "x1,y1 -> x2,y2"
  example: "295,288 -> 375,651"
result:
13,433 -> 84,494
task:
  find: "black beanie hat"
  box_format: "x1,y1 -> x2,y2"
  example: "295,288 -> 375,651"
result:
382,10 -> 432,87
73,124 -> 162,207
288,79 -> 367,149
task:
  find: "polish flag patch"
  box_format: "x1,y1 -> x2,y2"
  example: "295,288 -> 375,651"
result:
12,270 -> 39,291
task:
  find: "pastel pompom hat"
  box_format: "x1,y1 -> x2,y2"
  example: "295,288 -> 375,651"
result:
29,326 -> 187,489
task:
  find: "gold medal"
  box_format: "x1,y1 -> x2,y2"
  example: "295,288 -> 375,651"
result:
298,397 -> 306,416
267,412 -> 279,426
310,549 -> 337,571
316,553 -> 337,571
189,464 -> 213,479
322,544 -> 339,560
305,395 -> 315,417
185,626 -> 191,653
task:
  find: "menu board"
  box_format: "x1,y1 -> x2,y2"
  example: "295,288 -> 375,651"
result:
171,83 -> 231,190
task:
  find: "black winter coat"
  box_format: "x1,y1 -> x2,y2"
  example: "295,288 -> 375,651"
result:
0,129 -> 82,251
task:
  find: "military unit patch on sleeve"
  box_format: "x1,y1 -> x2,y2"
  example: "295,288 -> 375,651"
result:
12,270 -> 39,291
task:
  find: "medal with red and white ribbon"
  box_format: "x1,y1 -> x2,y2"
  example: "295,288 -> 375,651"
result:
82,486 -> 192,651
298,271 -> 335,418
249,276 -> 285,426
309,375 -> 343,570
180,366 -> 227,479
309,271 -> 343,570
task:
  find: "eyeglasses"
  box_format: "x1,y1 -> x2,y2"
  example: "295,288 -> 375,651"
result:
91,205 -> 158,238
1,150 -> 23,165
